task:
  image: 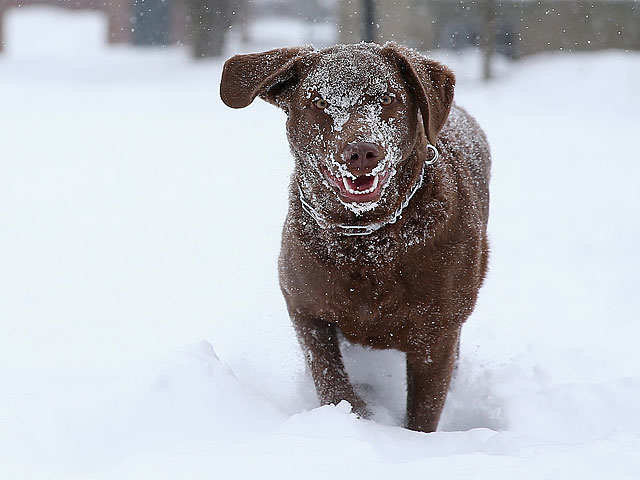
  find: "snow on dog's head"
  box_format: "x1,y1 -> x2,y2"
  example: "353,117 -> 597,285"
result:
292,44 -> 415,216
220,42 -> 454,224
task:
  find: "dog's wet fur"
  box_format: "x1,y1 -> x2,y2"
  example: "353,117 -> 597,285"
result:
220,42 -> 490,432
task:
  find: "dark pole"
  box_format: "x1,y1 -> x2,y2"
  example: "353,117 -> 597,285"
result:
363,0 -> 376,43
482,0 -> 496,81
0,10 -> 4,53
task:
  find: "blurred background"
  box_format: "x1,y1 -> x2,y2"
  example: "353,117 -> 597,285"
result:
1,0 -> 638,78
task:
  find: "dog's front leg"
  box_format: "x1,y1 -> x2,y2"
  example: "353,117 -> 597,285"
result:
406,328 -> 461,432
293,315 -> 370,418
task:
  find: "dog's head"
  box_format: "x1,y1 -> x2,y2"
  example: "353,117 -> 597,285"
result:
220,43 -> 454,226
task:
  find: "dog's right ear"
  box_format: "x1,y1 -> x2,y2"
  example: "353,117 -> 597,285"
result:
220,46 -> 314,110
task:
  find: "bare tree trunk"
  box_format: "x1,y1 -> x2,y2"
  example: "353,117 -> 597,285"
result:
188,0 -> 232,58
482,0 -> 496,81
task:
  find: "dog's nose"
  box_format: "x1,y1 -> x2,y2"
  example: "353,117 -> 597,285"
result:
343,142 -> 380,175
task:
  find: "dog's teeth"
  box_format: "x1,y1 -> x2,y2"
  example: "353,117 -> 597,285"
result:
342,177 -> 354,194
341,174 -> 380,196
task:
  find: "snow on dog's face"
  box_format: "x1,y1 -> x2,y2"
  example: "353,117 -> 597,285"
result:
220,42 -> 455,226
287,44 -> 418,218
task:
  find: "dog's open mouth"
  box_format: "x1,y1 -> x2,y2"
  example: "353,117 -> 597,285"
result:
321,165 -> 390,203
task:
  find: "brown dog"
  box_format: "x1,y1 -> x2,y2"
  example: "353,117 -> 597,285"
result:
220,42 -> 490,432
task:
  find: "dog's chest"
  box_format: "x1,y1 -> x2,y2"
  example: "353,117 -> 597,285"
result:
298,256 -> 429,347
333,268 -> 410,345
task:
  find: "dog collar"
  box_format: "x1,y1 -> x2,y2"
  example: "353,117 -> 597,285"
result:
298,145 -> 438,236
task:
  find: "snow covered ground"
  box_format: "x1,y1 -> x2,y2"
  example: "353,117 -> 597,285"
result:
1,7 -> 639,479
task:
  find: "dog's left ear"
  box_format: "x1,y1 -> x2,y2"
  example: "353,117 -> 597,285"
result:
382,43 -> 455,145
220,46 -> 314,110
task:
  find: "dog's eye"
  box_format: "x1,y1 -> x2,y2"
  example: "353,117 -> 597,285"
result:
380,94 -> 394,106
314,98 -> 329,110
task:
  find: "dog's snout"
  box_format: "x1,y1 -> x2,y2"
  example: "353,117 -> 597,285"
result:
343,142 -> 380,175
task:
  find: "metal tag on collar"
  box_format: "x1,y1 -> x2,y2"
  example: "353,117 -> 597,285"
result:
425,144 -> 439,165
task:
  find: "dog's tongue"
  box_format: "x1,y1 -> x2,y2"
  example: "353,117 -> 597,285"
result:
346,175 -> 375,191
